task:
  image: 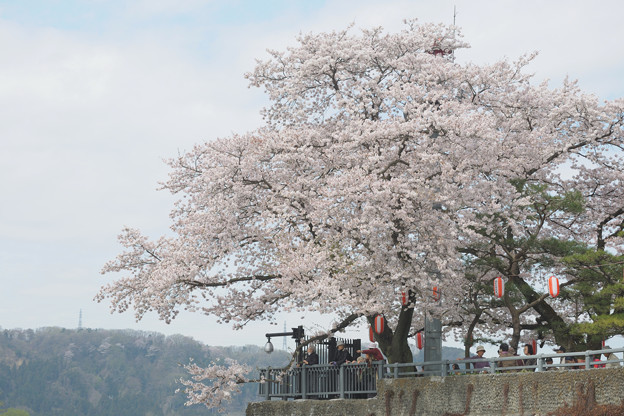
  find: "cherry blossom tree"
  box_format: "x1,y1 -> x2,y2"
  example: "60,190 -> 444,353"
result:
98,19 -> 624,407
176,358 -> 252,410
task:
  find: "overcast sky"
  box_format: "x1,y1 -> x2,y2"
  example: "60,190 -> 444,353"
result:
1,0 -> 623,351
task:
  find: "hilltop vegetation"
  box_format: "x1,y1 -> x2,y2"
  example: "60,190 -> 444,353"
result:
0,327 -> 289,416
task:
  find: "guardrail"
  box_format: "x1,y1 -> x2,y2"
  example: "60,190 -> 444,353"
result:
259,361 -> 385,400
258,347 -> 624,400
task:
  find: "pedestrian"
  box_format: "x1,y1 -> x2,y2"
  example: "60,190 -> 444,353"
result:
462,345 -> 490,372
603,347 -> 621,368
331,340 -> 354,366
554,346 -> 574,370
303,345 -> 319,366
522,343 -> 537,371
497,343 -> 517,372
356,343 -> 385,362
301,345 -> 319,395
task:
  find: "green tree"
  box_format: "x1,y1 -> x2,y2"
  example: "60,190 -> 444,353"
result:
0,402 -> 30,416
563,250 -> 624,348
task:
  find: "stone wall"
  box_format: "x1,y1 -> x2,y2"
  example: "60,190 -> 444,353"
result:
246,367 -> 624,416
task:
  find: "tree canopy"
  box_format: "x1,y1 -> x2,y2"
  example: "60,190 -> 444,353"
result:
98,20 -> 624,408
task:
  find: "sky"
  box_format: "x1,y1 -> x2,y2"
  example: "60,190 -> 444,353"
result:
1,0 -> 624,353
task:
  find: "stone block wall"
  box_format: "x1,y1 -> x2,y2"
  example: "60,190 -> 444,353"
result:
246,367 -> 624,416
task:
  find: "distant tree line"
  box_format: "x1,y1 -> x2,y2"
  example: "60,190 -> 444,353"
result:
0,327 -> 289,416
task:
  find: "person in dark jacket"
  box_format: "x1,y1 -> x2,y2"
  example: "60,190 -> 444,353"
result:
303,345 -> 319,365
331,341 -> 353,365
522,343 -> 537,371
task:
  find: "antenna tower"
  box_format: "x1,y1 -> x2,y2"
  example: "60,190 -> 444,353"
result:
78,309 -> 83,330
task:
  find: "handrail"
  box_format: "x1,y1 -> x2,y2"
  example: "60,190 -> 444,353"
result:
258,347 -> 624,400
259,361 -> 383,400
385,347 -> 624,376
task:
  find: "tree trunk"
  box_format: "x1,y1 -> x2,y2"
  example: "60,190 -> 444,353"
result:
370,299 -> 415,364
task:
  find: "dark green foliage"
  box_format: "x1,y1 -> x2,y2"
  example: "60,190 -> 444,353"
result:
0,327 -> 289,416
562,250 -> 624,346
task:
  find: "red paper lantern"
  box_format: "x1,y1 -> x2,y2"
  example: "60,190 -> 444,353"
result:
494,276 -> 504,298
369,326 -> 375,342
416,332 -> 423,350
401,291 -> 408,306
548,276 -> 559,297
532,339 -> 537,354
374,315 -> 385,334
432,286 -> 441,301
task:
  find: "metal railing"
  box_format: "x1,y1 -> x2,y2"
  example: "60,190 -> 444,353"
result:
405,346 -> 624,376
258,347 -> 624,400
259,361 -> 384,400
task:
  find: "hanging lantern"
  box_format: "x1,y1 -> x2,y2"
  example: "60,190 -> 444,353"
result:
548,276 -> 560,297
401,291 -> 408,306
494,276 -> 504,298
416,332 -> 423,350
602,339 -> 606,348
374,315 -> 385,334
369,326 -> 375,343
433,286 -> 441,301
532,339 -> 537,354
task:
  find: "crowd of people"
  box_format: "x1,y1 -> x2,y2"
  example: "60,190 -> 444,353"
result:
298,340 -> 621,376
457,343 -> 622,373
301,340 -> 387,367
290,339 -> 621,399
298,341 -> 385,399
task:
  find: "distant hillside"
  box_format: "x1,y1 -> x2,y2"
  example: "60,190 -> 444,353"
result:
0,327 -> 290,416
412,345 -> 465,362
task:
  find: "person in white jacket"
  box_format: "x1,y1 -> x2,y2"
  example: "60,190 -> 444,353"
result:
603,348 -> 621,368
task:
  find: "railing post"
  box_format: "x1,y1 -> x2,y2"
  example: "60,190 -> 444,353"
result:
537,354 -> 543,372
378,361 -> 385,380
339,365 -> 345,399
489,362 -> 496,374
264,367 -> 271,400
301,366 -> 307,399
585,351 -> 590,369
441,360 -> 448,377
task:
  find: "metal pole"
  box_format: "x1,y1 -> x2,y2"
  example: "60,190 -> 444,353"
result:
339,365 -> 345,399
301,366 -> 307,399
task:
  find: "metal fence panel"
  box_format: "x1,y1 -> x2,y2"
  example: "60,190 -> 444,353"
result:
258,348 -> 624,400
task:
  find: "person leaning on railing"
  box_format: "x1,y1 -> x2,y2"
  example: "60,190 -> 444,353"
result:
331,340 -> 354,365
603,347 -> 621,368
302,345 -> 319,366
554,346 -> 575,370
356,343 -> 385,363
459,345 -> 490,373
497,343 -> 519,372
